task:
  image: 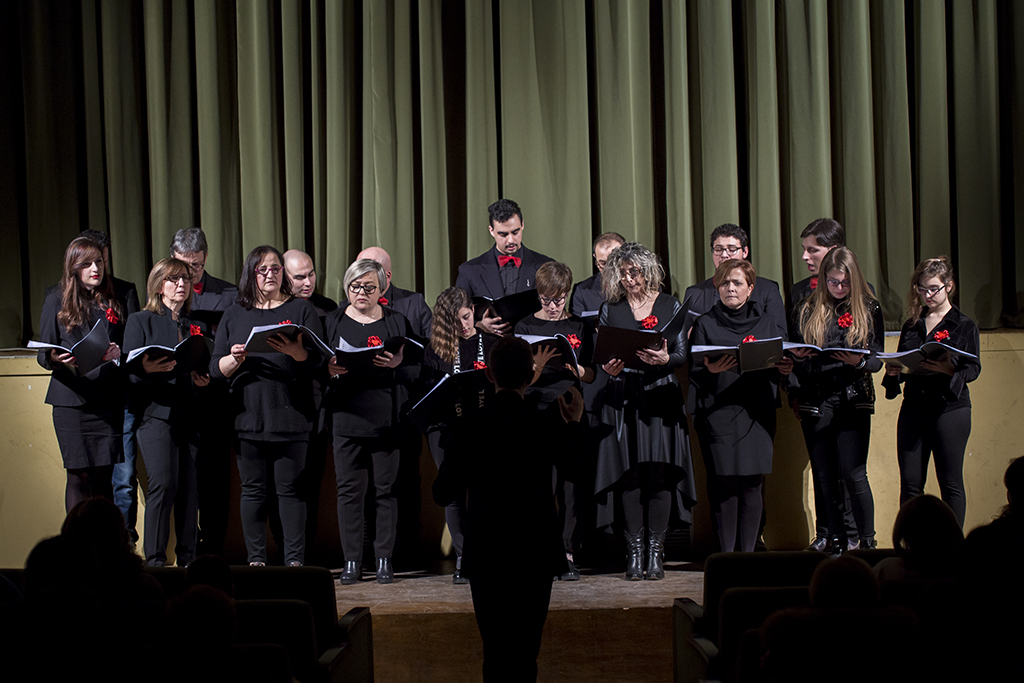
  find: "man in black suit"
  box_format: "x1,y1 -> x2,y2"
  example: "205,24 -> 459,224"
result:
356,246 -> 432,339
434,336 -> 584,682
455,198 -> 553,335
682,223 -> 788,339
569,231 -> 625,316
76,230 -> 142,543
170,227 -> 237,557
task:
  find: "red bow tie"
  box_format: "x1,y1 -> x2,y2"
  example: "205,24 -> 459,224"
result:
193,282 -> 204,294
498,254 -> 522,268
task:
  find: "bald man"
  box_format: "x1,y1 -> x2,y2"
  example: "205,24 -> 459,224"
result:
355,247 -> 433,339
284,249 -> 338,324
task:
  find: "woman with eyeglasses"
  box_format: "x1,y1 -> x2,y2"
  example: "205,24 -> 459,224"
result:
422,286 -> 499,583
790,246 -> 883,553
122,258 -> 210,566
595,242 -> 696,581
324,259 -> 415,585
37,236 -> 126,510
514,261 -> 595,580
882,257 -> 980,527
211,245 -> 324,567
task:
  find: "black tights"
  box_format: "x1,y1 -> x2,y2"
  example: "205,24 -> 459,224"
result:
65,466 -> 114,512
708,474 -> 764,552
621,487 -> 672,535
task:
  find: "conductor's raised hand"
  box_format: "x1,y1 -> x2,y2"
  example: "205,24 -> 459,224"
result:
531,345 -> 558,385
558,386 -> 584,424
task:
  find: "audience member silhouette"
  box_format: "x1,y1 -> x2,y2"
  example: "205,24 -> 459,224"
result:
874,494 -> 963,582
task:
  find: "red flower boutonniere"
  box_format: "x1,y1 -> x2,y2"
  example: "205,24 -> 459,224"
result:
933,329 -> 950,342
810,277 -> 818,290
641,315 -> 658,330
105,308 -> 119,325
837,312 -> 853,329
378,296 -> 389,306
190,325 -> 202,336
367,336 -> 383,347
567,334 -> 582,349
279,320 -> 292,325
473,361 -> 487,370
742,335 -> 756,343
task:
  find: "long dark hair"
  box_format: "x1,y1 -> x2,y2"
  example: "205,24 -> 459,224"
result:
236,245 -> 291,309
58,236 -> 122,330
429,287 -> 473,365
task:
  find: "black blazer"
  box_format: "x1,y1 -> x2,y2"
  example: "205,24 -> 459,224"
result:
123,307 -> 208,421
455,245 -> 553,300
191,272 -> 239,313
570,273 -> 604,316
683,276 -> 788,341
37,288 -> 127,409
381,283 -> 433,340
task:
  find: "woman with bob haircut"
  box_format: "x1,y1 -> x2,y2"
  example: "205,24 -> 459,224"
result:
689,259 -> 792,552
211,245 -> 323,567
791,246 -> 883,553
422,285 -> 499,583
37,236 -> 126,510
123,257 -> 211,566
882,256 -> 980,527
325,258 -> 415,585
594,242 -> 696,581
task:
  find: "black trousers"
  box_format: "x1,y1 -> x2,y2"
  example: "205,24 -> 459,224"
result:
236,439 -> 307,565
194,393 -> 232,557
707,474 -> 764,553
427,428 -> 465,557
802,405 -> 875,542
137,417 -> 198,567
470,573 -> 553,683
897,403 -> 971,527
333,434 -> 399,562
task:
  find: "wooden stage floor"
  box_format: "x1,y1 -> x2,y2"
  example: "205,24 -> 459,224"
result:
334,561 -> 705,682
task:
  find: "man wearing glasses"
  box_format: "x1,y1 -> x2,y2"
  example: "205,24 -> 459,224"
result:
456,198 -> 552,336
169,227 -> 239,557
682,223 -> 788,339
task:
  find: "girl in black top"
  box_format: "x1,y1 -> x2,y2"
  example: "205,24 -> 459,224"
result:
596,243 -> 695,581
422,286 -> 498,583
211,246 -> 323,567
882,257 -> 981,527
791,247 -> 883,552
689,260 -> 792,552
37,236 -> 125,510
123,258 -> 210,566
325,259 -> 414,585
514,261 -> 594,580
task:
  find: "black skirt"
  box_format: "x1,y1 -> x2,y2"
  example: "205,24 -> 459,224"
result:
52,405 -> 124,470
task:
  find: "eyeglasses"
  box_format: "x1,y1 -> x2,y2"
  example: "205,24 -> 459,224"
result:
711,245 -> 743,256
348,283 -> 378,295
255,265 -> 282,276
917,285 -> 945,297
826,277 -> 850,288
164,274 -> 191,284
620,267 -> 642,281
539,295 -> 566,307
182,260 -> 205,272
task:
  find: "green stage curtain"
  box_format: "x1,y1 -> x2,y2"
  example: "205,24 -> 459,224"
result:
4,0 -> 1022,348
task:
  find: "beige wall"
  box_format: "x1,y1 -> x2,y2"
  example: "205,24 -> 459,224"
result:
3,331 -> 1023,566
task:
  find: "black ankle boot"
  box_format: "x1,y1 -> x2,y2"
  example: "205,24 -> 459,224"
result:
645,530 -> 666,580
858,536 -> 877,550
339,561 -> 361,585
624,531 -> 644,580
376,557 -> 394,584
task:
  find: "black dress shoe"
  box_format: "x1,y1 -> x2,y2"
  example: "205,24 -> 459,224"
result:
376,557 -> 394,584
560,559 -> 581,581
452,567 -> 470,584
339,561 -> 361,585
805,536 -> 828,552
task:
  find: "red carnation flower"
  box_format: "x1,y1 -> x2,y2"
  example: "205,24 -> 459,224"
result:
378,296 -> 390,306
742,335 -> 756,343
810,277 -> 818,290
641,315 -> 658,330
837,312 -> 853,329
279,320 -> 292,325
473,361 -> 487,370
933,329 -> 950,342
567,334 -> 582,349
367,336 -> 383,347
105,308 -> 119,325
189,325 -> 202,336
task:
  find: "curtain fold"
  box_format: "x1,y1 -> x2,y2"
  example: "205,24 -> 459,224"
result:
7,0 -> 1023,347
